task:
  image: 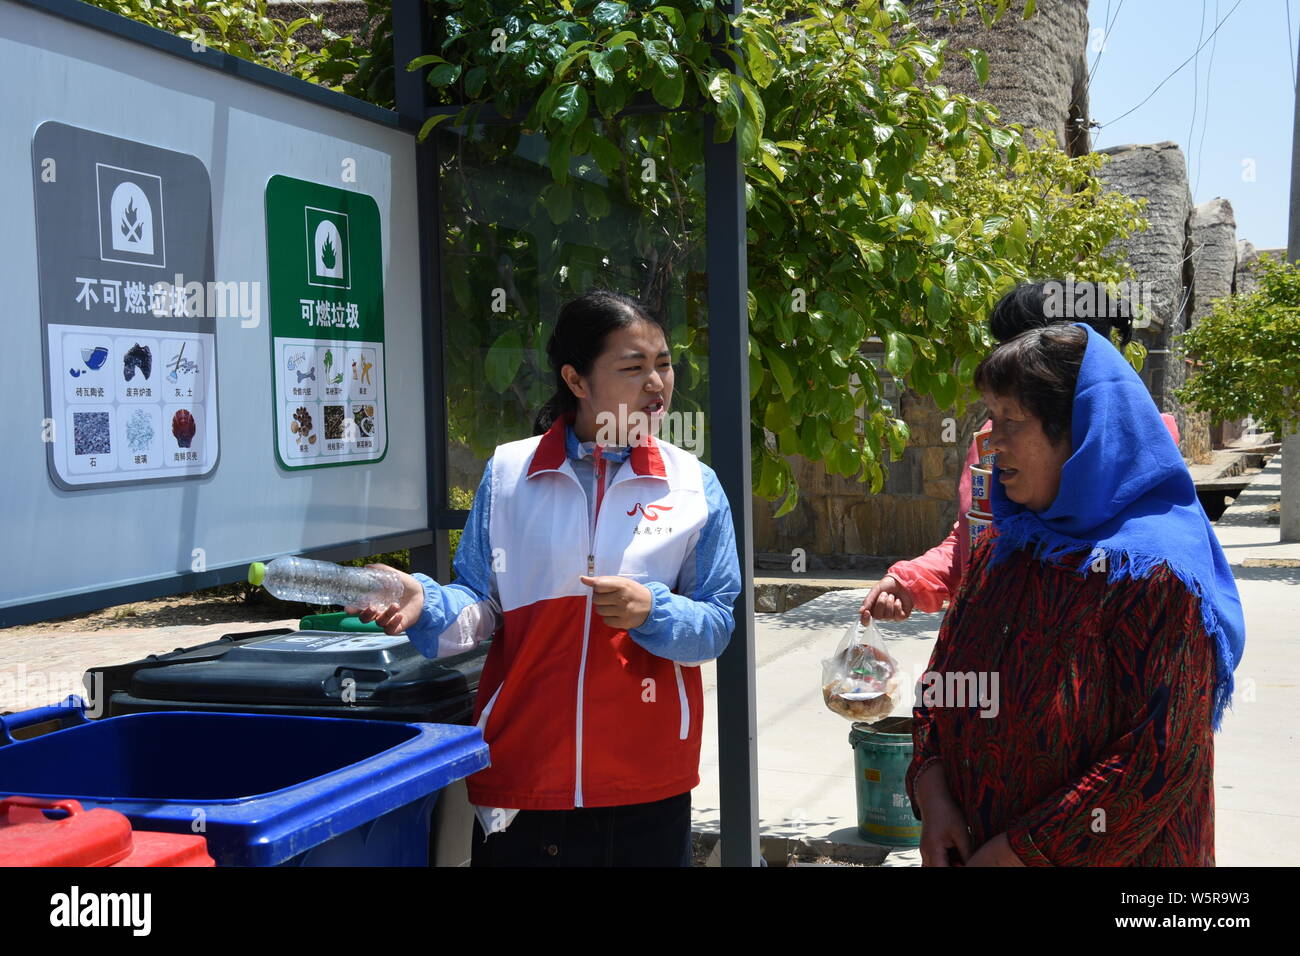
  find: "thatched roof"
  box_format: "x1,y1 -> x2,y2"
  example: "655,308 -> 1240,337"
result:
1188,198 -> 1237,324
908,0 -> 1091,154
1094,142 -> 1194,335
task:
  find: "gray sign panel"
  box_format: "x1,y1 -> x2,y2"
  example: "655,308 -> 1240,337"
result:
33,120 -> 220,489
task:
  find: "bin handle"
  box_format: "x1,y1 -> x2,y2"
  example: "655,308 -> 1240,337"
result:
0,695 -> 88,746
0,796 -> 85,821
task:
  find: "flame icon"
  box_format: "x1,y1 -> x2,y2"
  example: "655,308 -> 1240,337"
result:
119,196 -> 143,244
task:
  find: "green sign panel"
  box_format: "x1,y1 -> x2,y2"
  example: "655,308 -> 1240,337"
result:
265,175 -> 387,470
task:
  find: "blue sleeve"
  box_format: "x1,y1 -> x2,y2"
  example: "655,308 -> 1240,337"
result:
405,457 -> 502,659
626,463 -> 742,664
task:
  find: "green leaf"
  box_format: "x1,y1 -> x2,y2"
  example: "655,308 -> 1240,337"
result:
652,67 -> 685,108
541,181 -> 573,224
589,49 -> 614,84
891,246 -> 917,281
594,76 -> 628,117
427,63 -> 462,87
582,182 -> 611,218
548,129 -> 573,184
885,331 -> 914,377
463,65 -> 488,97
405,54 -> 446,71
589,133 -> 623,175
764,398 -> 793,433
764,344 -> 797,400
651,5 -> 686,32
591,1 -> 629,28
1024,0 -> 1038,18
926,284 -> 951,324
760,151 -> 785,182
551,83 -> 588,133
967,48 -> 989,86
485,330 -> 524,393
932,371 -> 957,410
416,112 -> 454,143
745,32 -> 774,87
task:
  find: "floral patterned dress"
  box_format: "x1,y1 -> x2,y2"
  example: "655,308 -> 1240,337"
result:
905,527 -> 1216,866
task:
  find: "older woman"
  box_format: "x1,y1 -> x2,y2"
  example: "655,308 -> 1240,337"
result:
907,321 -> 1245,867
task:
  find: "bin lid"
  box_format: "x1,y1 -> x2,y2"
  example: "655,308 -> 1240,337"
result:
109,829 -> 215,868
107,630 -> 485,708
0,796 -> 133,867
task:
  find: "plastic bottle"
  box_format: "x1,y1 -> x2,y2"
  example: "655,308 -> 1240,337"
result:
247,557 -> 404,609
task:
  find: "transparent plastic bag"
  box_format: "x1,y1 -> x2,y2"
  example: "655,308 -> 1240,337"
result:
821,618 -> 901,721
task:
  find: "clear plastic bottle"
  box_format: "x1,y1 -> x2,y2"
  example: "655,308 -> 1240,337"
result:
247,556 -> 404,609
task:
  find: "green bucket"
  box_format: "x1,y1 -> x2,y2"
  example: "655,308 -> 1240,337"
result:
849,716 -> 920,846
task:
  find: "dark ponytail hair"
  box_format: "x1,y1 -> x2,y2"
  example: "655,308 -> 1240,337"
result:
989,281 -> 1134,347
532,289 -> 666,436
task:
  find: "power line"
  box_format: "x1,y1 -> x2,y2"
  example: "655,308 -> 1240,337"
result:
1087,0 -> 1125,92
1185,0 -> 1206,189
1289,0 -> 1296,90
1193,0 -> 1219,197
1088,0 -> 1113,86
1098,0 -> 1245,129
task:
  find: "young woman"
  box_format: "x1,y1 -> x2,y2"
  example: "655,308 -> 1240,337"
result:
348,289 -> 742,867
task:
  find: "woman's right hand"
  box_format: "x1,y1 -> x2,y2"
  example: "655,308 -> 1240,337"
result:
915,764 -> 977,868
345,564 -> 427,636
917,784 -> 973,867
860,574 -> 915,624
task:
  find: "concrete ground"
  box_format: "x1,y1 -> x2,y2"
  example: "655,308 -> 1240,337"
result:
2,458 -> 1296,866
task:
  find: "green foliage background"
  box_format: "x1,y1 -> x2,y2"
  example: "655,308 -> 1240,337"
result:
1177,253 -> 1300,438
87,0 -> 1151,532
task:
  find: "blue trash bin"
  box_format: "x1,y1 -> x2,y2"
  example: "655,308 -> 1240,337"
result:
0,710 -> 489,866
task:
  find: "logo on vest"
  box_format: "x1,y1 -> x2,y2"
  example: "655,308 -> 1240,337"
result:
627,502 -> 673,520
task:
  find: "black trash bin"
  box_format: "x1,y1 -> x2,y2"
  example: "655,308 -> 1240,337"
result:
82,624 -> 490,864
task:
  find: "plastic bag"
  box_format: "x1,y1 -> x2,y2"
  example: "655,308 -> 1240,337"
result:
821,618 -> 901,721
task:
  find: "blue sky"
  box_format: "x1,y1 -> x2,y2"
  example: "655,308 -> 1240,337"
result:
1086,0 -> 1295,249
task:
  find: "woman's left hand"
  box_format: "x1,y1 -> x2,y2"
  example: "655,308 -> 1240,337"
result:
580,575 -> 653,630
965,832 -> 1027,867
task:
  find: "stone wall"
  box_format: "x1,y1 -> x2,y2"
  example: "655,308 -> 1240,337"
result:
753,386 -> 984,564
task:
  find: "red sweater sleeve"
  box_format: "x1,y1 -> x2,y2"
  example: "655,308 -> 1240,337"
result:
888,525 -> 959,614
887,423 -> 985,613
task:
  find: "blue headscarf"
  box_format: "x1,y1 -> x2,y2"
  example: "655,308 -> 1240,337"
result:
988,323 -> 1246,730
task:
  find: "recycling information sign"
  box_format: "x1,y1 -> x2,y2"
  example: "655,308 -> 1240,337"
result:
265,175 -> 387,470
32,121 -> 220,490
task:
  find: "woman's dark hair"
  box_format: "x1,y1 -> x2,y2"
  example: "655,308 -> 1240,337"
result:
532,289 -> 667,436
989,281 -> 1134,347
973,324 -> 1087,448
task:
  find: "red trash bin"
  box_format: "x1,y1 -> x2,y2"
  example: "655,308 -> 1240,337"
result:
0,796 -> 214,867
